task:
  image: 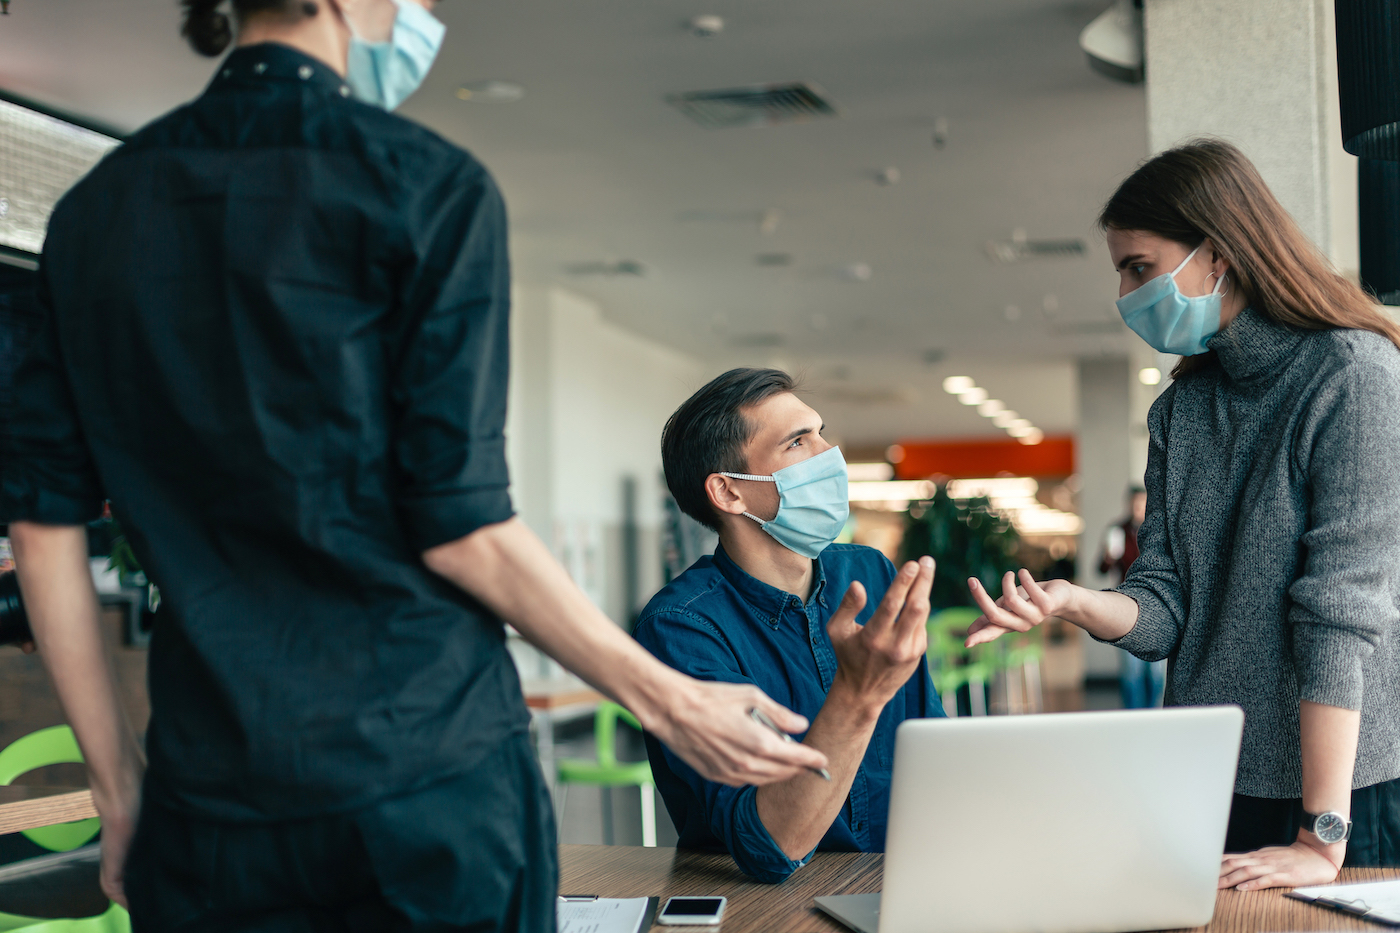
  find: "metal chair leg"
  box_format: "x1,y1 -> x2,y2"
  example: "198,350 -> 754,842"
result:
640,784 -> 657,847
969,677 -> 987,716
556,783 -> 569,843
1024,659 -> 1043,714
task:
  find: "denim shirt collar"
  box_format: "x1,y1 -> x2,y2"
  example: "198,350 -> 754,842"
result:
1207,305 -> 1305,384
711,544 -> 830,627
211,42 -> 353,100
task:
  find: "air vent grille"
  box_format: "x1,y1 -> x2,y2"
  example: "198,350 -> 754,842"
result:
984,237 -> 1087,263
667,83 -> 838,129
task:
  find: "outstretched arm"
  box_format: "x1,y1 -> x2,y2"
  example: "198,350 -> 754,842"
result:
424,517 -> 829,786
964,569 -> 1139,647
755,557 -> 934,859
9,521 -> 144,908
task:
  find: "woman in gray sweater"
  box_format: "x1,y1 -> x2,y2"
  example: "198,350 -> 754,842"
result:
967,140 -> 1400,891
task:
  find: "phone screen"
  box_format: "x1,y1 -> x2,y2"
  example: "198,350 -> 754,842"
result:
662,898 -> 723,917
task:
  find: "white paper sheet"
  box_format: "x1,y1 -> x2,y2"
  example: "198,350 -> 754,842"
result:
1290,879 -> 1400,925
557,897 -> 651,933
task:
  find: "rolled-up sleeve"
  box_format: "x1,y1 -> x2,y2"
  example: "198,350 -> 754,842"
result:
391,158 -> 513,550
1111,387 -> 1187,662
1287,361 -> 1400,710
635,611 -> 813,883
0,259 -> 103,525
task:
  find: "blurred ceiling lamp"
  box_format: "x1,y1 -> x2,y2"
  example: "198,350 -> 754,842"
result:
958,387 -> 988,406
1138,367 -> 1162,386
948,477 -> 1039,500
1336,0 -> 1400,160
847,462 -> 895,482
941,376 -> 974,394
885,444 -> 906,464
977,399 -> 1005,417
1079,0 -> 1144,84
848,480 -> 936,502
1017,427 -> 1046,446
1011,508 -> 1084,536
991,410 -> 1018,428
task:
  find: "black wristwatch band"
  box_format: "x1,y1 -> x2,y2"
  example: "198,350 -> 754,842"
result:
1303,810 -> 1353,843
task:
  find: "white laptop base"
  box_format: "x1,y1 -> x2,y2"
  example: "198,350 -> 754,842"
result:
816,707 -> 1243,933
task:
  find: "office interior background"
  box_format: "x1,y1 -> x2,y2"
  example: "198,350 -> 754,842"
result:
0,0 -> 1374,849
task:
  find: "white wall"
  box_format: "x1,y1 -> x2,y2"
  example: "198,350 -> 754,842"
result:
1144,0 -> 1358,272
506,285 -> 705,632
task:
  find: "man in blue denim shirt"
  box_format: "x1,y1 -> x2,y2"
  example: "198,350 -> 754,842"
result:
635,368 -> 944,883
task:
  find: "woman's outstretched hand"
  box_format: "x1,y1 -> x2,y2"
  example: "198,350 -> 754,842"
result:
964,569 -> 1075,648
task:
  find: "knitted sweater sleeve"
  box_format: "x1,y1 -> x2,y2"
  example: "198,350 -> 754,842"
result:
1287,355 -> 1400,710
1112,386 -> 1187,662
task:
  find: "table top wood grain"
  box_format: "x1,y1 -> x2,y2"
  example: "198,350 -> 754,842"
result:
559,845 -> 1400,933
0,785 -> 96,836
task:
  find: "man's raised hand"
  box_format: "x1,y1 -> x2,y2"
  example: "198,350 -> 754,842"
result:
827,556 -> 934,712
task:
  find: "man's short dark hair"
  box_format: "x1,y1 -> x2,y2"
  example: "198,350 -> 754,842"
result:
661,368 -> 796,531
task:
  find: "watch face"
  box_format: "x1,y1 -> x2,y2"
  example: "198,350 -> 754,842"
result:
1316,812 -> 1348,844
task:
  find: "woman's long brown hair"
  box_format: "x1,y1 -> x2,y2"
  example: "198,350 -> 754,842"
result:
1099,139 -> 1400,379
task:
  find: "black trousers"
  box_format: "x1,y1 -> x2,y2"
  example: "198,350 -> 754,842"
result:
1225,775 -> 1400,866
125,732 -> 557,933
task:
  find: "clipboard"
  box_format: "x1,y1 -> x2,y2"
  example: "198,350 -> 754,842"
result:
1287,879 -> 1400,926
558,895 -> 660,933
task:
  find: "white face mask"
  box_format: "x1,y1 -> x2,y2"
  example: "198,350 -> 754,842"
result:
345,0 -> 446,111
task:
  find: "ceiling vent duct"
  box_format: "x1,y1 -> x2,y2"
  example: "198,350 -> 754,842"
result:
564,260 -> 646,277
984,233 -> 1086,263
667,83 -> 838,129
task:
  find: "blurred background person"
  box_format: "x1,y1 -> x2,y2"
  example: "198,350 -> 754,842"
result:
1098,486 -> 1164,709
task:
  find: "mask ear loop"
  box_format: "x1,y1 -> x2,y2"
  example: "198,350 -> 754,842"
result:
717,472 -> 776,527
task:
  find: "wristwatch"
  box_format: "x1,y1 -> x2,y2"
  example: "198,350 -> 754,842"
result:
1303,810 -> 1353,845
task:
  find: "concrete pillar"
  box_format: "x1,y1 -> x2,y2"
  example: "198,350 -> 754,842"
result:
1142,0 -> 1358,275
1077,357 -> 1135,677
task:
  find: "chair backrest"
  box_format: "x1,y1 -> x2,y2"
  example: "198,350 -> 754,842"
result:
0,726 -> 101,852
593,701 -> 643,770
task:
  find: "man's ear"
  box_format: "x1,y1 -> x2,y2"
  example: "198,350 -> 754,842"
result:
705,474 -> 748,519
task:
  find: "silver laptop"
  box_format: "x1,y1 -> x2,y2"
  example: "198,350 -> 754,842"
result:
816,707 -> 1243,933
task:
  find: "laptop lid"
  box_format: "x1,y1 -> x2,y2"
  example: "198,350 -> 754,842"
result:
878,707 -> 1243,933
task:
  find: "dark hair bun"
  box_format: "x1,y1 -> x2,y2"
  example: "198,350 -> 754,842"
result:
181,0 -> 233,57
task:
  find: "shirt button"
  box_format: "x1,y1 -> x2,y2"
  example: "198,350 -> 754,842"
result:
298,65 -> 313,80
253,62 -> 267,74
340,85 -> 351,97
221,68 -> 232,78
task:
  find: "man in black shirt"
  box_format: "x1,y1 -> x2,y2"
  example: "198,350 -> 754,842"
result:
1,1 -> 826,929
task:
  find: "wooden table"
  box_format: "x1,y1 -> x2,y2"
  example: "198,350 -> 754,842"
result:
0,786 -> 96,836
560,844 -> 1400,933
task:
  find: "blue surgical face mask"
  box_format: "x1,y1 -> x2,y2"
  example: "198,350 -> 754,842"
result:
720,446 -> 850,559
1115,243 -> 1228,356
346,0 -> 446,111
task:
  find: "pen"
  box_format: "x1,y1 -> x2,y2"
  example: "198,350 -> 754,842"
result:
749,707 -> 831,781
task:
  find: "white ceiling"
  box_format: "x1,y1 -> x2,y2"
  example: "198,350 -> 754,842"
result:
0,0 -> 1147,446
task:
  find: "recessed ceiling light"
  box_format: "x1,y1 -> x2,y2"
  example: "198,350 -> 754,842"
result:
942,376 -> 974,394
959,388 -> 988,406
1008,419 -> 1031,431
1018,428 -> 1045,445
688,14 -> 724,38
1139,367 -> 1162,385
1007,425 -> 1033,438
456,81 -> 525,102
992,411 -> 1018,428
978,399 -> 1004,417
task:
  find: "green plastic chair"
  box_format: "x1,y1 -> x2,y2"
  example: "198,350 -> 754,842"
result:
927,607 -> 995,717
0,727 -> 100,852
0,727 -> 130,932
555,702 -> 656,846
0,904 -> 130,933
